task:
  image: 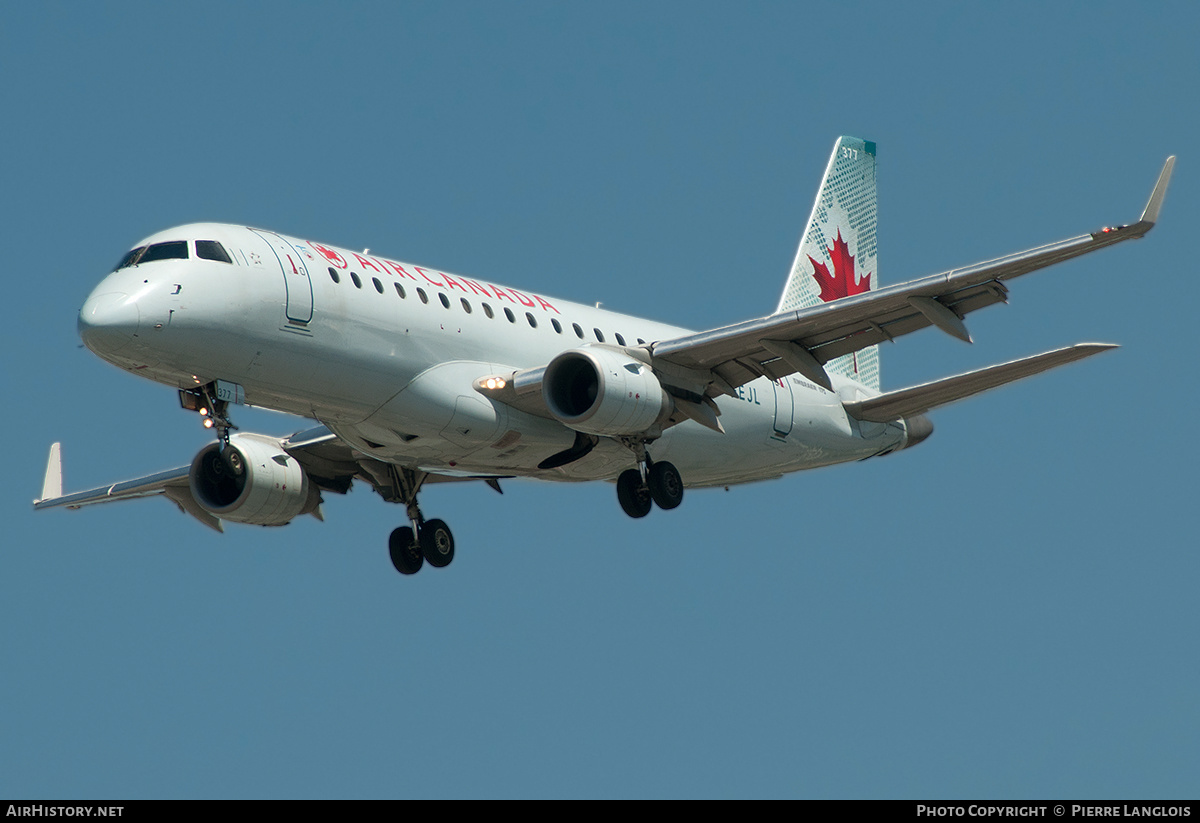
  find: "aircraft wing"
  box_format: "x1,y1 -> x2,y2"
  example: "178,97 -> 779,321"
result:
34,429 -> 508,531
650,157 -> 1174,395
32,443 -> 222,530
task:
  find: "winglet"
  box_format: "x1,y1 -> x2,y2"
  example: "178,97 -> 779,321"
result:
1139,156 -> 1175,226
38,443 -> 63,503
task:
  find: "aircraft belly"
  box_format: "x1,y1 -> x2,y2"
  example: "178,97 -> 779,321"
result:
650,382 -> 901,486
342,360 -> 579,471
451,436 -> 631,481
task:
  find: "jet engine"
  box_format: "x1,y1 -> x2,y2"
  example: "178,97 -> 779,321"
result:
189,433 -> 321,526
542,348 -> 670,436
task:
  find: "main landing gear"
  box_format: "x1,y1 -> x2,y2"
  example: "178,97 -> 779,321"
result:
389,519 -> 454,575
385,468 -> 455,575
616,448 -> 684,519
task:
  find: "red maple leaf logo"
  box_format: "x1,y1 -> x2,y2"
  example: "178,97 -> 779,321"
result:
809,229 -> 871,302
310,241 -> 347,269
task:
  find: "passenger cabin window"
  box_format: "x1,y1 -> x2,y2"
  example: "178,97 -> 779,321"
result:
372,277 -> 384,294
350,272 -> 362,288
196,240 -> 232,264
615,333 -> 626,346
461,298 -> 472,314
439,293 -> 451,309
394,283 -> 406,298
483,303 -> 494,319
593,328 -> 605,343
551,319 -> 562,334
504,308 -> 516,323
573,323 -> 584,339
417,288 -> 428,304
328,267 -> 341,284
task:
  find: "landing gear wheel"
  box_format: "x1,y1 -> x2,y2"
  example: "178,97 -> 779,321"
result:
617,469 -> 653,518
420,519 -> 455,568
389,527 -> 424,575
648,461 -> 684,510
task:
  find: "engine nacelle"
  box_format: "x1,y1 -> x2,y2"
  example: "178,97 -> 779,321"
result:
189,433 -> 320,526
542,347 -> 670,436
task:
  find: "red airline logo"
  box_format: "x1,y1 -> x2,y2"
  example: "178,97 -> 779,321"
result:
809,229 -> 871,302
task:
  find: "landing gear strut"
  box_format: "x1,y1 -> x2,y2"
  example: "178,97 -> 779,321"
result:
615,442 -> 684,518
181,383 -> 241,473
384,467 -> 455,575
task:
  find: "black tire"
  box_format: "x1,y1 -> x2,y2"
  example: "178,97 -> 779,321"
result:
648,461 -> 684,510
420,519 -> 455,568
389,527 -> 424,575
616,469 -> 652,518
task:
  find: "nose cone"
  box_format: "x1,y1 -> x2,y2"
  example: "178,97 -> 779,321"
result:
79,290 -> 139,356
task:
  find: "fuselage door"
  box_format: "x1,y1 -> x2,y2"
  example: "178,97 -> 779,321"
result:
251,229 -> 313,324
771,377 -> 794,439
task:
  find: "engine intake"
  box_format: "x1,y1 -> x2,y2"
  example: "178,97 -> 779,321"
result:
542,348 -> 669,436
189,433 -> 320,526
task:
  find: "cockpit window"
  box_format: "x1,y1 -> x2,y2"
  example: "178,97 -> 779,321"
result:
136,241 -> 189,265
196,240 -> 232,263
114,246 -> 146,271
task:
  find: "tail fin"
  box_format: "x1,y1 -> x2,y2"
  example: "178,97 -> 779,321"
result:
777,136 -> 879,389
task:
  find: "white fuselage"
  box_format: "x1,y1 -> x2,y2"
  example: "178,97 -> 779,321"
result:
80,223 -> 905,487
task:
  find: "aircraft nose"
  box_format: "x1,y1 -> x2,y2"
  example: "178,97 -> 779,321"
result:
78,290 -> 140,355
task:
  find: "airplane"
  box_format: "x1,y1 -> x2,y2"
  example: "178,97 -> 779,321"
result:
34,137 -> 1174,575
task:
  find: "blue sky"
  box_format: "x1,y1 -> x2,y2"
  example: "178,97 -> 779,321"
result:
2,1 -> 1195,799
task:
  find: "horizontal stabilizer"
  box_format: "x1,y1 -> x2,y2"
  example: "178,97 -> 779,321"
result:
844,343 -> 1117,423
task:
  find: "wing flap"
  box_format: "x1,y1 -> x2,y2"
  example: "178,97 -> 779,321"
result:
843,343 -> 1117,423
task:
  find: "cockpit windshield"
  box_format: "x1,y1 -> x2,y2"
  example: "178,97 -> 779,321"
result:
112,239 -> 232,272
137,241 -> 189,264
195,240 -> 232,263
113,246 -> 146,271
113,241 -> 188,271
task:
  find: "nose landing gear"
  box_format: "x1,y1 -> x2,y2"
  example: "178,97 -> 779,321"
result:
180,383 -> 242,476
180,383 -> 239,444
